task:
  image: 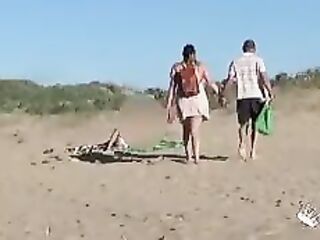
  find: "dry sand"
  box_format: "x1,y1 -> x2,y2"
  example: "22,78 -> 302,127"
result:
1,94 -> 320,240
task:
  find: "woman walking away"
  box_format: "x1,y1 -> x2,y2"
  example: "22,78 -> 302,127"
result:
166,44 -> 220,164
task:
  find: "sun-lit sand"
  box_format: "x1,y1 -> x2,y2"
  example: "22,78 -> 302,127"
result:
1,92 -> 320,240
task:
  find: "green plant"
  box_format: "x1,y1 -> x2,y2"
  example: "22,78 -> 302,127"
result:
0,80 -> 127,115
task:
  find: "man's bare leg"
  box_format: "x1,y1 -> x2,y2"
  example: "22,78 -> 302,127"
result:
182,119 -> 192,163
238,122 -> 248,161
250,121 -> 258,160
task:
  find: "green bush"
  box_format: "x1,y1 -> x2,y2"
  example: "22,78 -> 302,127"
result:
273,68 -> 320,90
0,80 -> 127,115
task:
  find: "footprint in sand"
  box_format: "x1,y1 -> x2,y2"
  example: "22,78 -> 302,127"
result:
275,199 -> 281,207
41,160 -> 50,165
240,196 -> 255,204
111,213 -> 117,217
45,226 -> 51,237
43,148 -> 54,155
121,235 -> 128,240
51,155 -> 63,162
174,214 -> 185,222
24,228 -> 31,235
13,131 -> 24,144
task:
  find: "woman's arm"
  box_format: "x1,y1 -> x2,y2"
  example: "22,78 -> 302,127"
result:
166,78 -> 176,109
166,64 -> 178,109
202,64 -> 219,95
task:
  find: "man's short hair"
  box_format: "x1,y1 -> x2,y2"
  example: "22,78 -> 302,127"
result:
242,39 -> 256,52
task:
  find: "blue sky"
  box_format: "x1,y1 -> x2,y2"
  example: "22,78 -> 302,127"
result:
0,0 -> 319,89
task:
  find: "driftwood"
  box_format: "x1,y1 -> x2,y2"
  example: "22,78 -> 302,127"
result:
66,128 -> 229,164
106,128 -> 120,150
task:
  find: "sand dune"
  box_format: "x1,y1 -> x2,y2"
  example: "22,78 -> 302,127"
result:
1,94 -> 320,240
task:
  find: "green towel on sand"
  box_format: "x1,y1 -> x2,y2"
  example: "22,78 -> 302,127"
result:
125,139 -> 183,153
256,102 -> 274,135
152,139 -> 184,151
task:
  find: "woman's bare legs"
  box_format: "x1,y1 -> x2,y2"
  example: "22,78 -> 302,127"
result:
190,116 -> 202,164
182,118 -> 192,162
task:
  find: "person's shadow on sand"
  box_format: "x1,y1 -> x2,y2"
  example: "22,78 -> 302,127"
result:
171,155 -> 229,164
69,152 -> 229,165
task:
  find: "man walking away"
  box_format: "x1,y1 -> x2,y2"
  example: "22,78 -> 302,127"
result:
221,39 -> 274,161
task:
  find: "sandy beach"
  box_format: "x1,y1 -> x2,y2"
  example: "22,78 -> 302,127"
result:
1,93 -> 320,240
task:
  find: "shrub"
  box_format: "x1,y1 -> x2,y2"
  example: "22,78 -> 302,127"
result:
0,80 -> 127,115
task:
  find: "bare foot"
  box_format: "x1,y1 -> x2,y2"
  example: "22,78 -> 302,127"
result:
249,150 -> 257,160
184,156 -> 192,164
184,159 -> 191,164
238,147 -> 246,162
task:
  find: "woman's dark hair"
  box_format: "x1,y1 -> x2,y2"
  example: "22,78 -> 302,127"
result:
182,44 -> 196,61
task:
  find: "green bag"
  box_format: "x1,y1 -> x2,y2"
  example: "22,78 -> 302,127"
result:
256,102 -> 274,135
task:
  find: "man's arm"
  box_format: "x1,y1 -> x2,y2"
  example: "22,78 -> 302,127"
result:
258,59 -> 274,99
220,61 -> 236,96
217,61 -> 237,107
261,72 -> 273,98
